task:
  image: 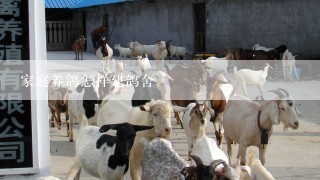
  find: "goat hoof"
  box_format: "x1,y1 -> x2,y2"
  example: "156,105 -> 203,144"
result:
58,126 -> 62,130
51,123 -> 55,128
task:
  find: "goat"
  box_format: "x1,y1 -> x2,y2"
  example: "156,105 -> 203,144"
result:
48,81 -> 72,141
68,75 -> 116,129
136,54 -> 151,75
166,41 -> 189,60
97,99 -> 188,180
231,64 -> 272,100
149,70 -> 174,100
66,121 -> 153,180
223,89 -> 300,165
96,37 -> 113,73
129,41 -> 145,57
202,52 -> 234,77
182,101 -> 212,159
253,44 -> 287,57
252,44 -> 274,52
72,35 -> 86,60
206,71 -> 233,148
282,49 -> 300,82
165,63 -> 207,128
114,44 -> 131,58
152,41 -> 168,69
142,44 -> 157,57
91,26 -> 108,50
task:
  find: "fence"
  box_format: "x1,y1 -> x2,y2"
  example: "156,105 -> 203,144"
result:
46,21 -> 83,51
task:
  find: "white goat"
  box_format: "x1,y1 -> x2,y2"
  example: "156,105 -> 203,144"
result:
282,49 -> 299,82
136,54 -> 151,74
114,44 -> 131,58
202,53 -> 234,77
252,44 -> 273,51
223,90 -> 300,166
191,128 -> 229,167
169,45 -> 188,60
182,102 -> 211,159
66,117 -> 153,180
149,70 -> 174,100
129,41 -> 144,57
142,44 -> 157,57
97,98 -> 187,179
231,64 -> 272,100
152,41 -> 168,70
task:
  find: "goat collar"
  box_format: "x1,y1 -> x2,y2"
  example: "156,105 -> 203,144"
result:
257,110 -> 271,133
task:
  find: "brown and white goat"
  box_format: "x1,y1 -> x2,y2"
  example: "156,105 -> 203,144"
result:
72,35 -> 86,60
206,71 -> 233,148
165,63 -> 207,128
48,81 -> 73,141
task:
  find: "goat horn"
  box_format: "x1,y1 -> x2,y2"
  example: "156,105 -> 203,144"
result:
209,159 -> 225,169
189,155 -> 204,166
268,89 -> 286,99
277,88 -> 290,97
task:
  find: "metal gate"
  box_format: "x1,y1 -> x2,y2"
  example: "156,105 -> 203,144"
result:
46,21 -> 82,51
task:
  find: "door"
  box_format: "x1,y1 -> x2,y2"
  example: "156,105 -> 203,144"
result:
193,3 -> 206,52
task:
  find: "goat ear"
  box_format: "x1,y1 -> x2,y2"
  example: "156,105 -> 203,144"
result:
99,123 -> 121,133
132,125 -> 154,132
270,101 -> 280,125
189,107 -> 195,117
140,105 -> 151,112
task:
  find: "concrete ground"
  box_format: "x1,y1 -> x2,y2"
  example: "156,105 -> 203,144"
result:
48,51 -> 320,180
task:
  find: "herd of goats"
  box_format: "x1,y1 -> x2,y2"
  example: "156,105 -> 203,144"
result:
47,36 -> 305,180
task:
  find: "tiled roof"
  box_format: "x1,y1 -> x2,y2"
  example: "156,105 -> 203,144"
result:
70,0 -> 136,9
45,0 -> 83,8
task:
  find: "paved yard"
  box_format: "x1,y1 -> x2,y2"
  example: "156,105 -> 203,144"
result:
48,51 -> 320,179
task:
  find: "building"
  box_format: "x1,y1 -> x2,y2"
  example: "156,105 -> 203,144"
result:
70,0 -> 320,58
45,0 -> 85,50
